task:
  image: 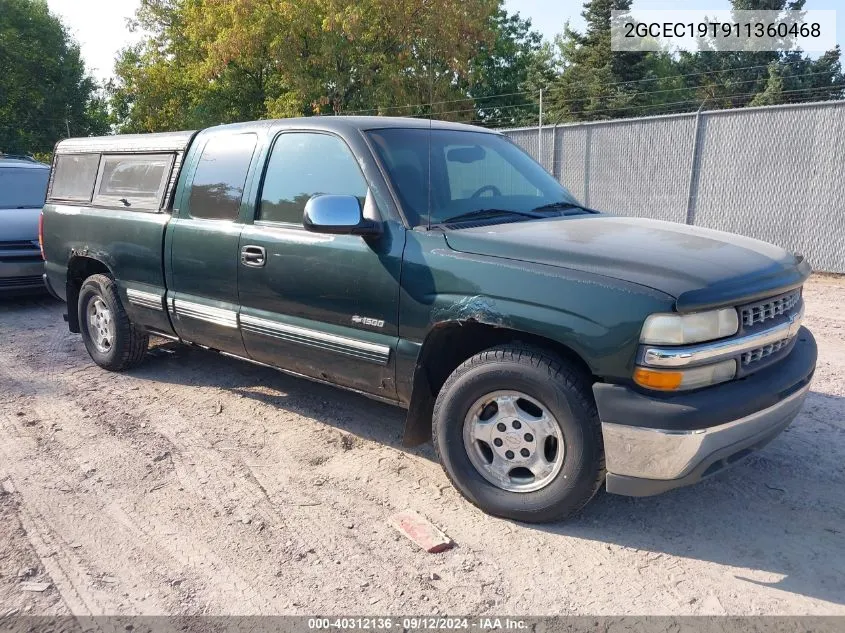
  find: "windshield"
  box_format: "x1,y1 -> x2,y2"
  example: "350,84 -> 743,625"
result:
366,128 -> 579,227
0,167 -> 49,209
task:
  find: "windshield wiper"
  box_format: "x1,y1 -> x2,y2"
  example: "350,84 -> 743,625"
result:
441,208 -> 547,225
531,201 -> 593,215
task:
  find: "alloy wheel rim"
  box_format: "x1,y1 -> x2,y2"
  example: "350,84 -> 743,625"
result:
462,390 -> 565,493
87,297 -> 114,354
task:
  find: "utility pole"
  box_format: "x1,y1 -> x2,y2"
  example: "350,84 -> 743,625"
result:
65,120 -> 71,137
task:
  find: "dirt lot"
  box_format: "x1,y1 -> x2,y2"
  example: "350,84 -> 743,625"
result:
0,275 -> 843,617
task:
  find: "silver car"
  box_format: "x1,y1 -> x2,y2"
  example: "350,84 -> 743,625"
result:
0,156 -> 50,294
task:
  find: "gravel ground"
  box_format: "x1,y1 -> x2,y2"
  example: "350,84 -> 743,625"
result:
0,275 -> 843,617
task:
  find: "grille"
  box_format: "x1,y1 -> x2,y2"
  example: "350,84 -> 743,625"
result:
0,255 -> 42,264
0,241 -> 39,251
741,338 -> 791,365
0,275 -> 43,289
740,290 -> 801,328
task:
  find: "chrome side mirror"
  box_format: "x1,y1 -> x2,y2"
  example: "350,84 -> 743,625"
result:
303,194 -> 382,236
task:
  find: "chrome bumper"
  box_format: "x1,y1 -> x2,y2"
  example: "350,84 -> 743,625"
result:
603,382 -> 810,484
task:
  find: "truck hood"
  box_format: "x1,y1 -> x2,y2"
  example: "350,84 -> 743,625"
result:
443,215 -> 811,312
0,206 -> 42,243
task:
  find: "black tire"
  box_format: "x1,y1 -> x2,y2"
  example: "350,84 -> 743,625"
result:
432,345 -> 604,523
78,274 -> 149,371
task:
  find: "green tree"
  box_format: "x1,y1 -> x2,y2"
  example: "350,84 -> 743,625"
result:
110,0 -> 501,132
0,0 -> 108,154
749,63 -> 785,106
545,0 -> 661,122
540,0 -> 843,123
108,0 -> 269,133
465,7 -> 547,127
679,0 -> 844,110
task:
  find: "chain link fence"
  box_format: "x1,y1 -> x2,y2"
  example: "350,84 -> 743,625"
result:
501,99 -> 845,273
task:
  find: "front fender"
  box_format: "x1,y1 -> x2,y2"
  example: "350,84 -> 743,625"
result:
399,231 -> 676,383
429,293 -> 607,369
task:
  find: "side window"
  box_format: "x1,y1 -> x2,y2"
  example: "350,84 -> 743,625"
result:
188,134 -> 257,221
93,154 -> 173,210
50,154 -> 100,202
259,133 -> 368,225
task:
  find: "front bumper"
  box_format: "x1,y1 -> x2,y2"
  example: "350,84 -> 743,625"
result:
594,327 -> 816,497
0,259 -> 45,294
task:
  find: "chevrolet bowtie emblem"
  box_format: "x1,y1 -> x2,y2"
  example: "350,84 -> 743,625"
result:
786,306 -> 804,338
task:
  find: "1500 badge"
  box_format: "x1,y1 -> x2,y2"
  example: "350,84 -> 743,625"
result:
352,315 -> 385,328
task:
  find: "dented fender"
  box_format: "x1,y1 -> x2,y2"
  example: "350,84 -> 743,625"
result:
431,295 -> 512,328
396,230 -> 676,400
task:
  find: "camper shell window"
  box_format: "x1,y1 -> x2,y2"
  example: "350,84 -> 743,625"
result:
93,154 -> 174,210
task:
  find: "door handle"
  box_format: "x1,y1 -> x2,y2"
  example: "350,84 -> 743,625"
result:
241,245 -> 266,268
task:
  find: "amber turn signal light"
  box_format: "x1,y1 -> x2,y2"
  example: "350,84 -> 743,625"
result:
633,367 -> 683,391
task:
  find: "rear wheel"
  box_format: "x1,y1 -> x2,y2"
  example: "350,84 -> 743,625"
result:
432,345 -> 604,523
78,274 -> 148,371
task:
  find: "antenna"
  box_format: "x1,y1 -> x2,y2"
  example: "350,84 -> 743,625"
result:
426,0 -> 433,231
426,29 -> 434,231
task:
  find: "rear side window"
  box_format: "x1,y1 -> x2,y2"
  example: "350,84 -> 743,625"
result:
50,154 -> 100,201
188,134 -> 257,221
259,133 -> 368,225
94,154 -> 174,210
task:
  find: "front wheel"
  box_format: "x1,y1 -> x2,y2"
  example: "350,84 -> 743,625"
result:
78,274 -> 149,371
432,345 -> 604,523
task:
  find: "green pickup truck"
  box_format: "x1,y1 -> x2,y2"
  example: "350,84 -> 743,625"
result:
41,117 -> 816,522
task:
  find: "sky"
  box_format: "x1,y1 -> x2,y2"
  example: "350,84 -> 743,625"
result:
46,0 -> 843,83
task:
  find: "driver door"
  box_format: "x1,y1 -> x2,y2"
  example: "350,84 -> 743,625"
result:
237,131 -> 404,399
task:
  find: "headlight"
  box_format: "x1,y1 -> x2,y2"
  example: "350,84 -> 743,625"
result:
634,360 -> 737,392
640,308 -> 738,345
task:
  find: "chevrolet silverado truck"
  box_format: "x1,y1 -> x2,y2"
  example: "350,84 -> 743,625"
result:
41,117 -> 817,522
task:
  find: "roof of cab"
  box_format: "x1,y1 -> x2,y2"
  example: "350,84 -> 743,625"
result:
53,116 -> 497,154
203,116 -> 499,136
